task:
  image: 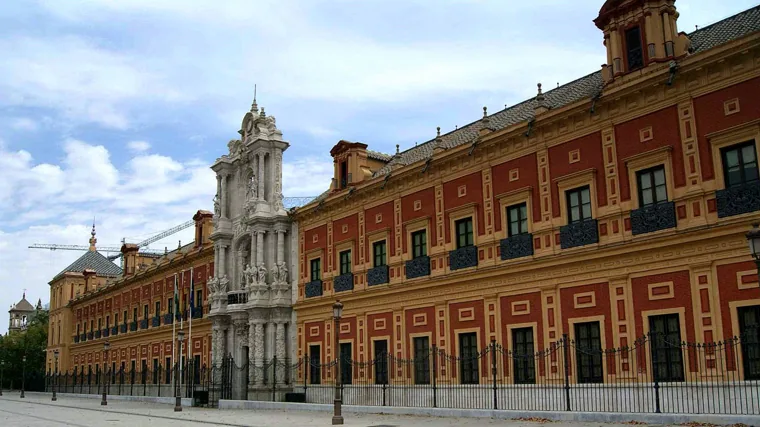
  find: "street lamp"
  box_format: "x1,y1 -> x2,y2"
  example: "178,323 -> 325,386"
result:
332,300 -> 344,426
0,360 -> 4,396
53,349 -> 59,401
102,341 -> 110,406
175,330 -> 185,413
20,355 -> 26,399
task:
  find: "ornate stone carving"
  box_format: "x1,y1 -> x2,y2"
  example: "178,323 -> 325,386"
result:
257,265 -> 267,284
449,245 -> 478,270
405,256 -> 431,279
243,263 -> 256,288
630,202 -> 677,235
228,139 -> 244,158
560,219 -> 599,249
233,319 -> 249,346
246,173 -> 258,201
500,233 -> 534,260
213,194 -> 220,218
278,263 -> 288,283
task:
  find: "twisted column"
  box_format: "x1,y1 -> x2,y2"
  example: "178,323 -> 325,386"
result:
257,153 -> 265,201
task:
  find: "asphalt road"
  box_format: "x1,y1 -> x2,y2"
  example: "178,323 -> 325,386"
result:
0,392 -> 636,427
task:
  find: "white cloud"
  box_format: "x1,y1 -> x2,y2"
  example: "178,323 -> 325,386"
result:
10,117 -> 38,131
127,140 -> 151,153
282,157 -> 334,197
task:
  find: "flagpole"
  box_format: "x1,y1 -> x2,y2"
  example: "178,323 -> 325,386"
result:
180,270 -> 184,396
189,266 -> 194,394
172,273 -> 177,390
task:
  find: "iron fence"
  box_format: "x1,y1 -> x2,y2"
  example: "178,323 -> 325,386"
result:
44,331 -> 760,414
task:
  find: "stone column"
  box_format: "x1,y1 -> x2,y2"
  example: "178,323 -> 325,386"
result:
276,230 -> 285,267
214,244 -> 220,278
216,175 -> 222,208
253,322 -> 265,386
220,244 -> 227,279
256,231 -> 265,266
237,250 -> 245,290
220,174 -> 228,218
257,153 -> 265,202
275,322 -> 286,382
248,318 -> 257,385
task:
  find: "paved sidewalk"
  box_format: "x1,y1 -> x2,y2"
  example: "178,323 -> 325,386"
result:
0,392 -> 638,427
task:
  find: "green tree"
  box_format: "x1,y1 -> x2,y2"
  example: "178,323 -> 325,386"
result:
0,309 -> 49,391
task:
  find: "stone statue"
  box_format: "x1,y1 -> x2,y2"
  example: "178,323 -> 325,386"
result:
257,265 -> 267,284
271,266 -> 280,284
247,174 -> 258,200
213,194 -> 220,217
278,263 -> 288,283
243,263 -> 256,287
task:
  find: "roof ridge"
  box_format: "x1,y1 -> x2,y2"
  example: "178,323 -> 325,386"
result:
686,4 -> 760,36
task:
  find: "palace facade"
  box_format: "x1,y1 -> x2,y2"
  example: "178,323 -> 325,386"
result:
292,0 -> 760,391
46,212 -> 215,383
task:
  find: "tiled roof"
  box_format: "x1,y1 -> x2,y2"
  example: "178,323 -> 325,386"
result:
367,149 -> 392,162
367,5 -> 760,179
51,250 -> 123,282
10,297 -> 35,313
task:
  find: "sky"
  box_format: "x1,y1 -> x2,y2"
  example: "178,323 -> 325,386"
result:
0,0 -> 757,334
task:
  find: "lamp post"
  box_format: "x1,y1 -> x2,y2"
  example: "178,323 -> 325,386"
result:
0,360 -> 4,396
332,300 -> 344,425
20,355 -> 26,398
102,341 -> 110,406
746,224 -> 760,284
53,349 -> 59,401
175,330 -> 185,412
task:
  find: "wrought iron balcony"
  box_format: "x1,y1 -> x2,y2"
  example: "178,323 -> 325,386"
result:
560,219 -> 599,249
129,321 -> 138,332
334,273 -> 354,292
227,291 -> 248,305
139,319 -> 147,330
449,245 -> 478,271
152,316 -> 161,327
80,333 -> 87,342
87,331 -> 94,340
630,201 -> 676,235
367,265 -> 389,286
103,328 -> 110,338
163,313 -> 174,325
94,330 -> 101,339
405,256 -> 430,279
305,280 -> 323,298
192,306 -> 203,319
716,182 -> 760,218
120,324 -> 127,334
111,326 -> 118,336
74,335 -> 80,344
500,233 -> 534,260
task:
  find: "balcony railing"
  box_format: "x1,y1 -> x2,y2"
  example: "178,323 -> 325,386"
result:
111,326 -> 118,336
227,291 -> 248,305
631,201 -> 676,235
87,332 -> 94,340
192,306 -> 203,319
334,273 -> 354,292
500,233 -> 534,260
449,245 -> 478,271
74,335 -> 80,344
102,328 -> 109,338
163,313 -> 174,325
405,256 -> 430,279
139,319 -> 148,330
560,219 -> 599,249
152,316 -> 160,327
367,265 -> 389,286
305,280 -> 323,298
80,333 -> 86,342
120,324 -> 127,334
716,182 -> 760,218
129,321 -> 137,332
94,330 -> 101,339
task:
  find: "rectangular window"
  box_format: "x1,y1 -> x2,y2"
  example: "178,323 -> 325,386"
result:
566,186 -> 592,223
373,240 -> 387,267
152,359 -> 159,384
637,166 -> 667,206
722,141 -> 759,188
455,217 -> 474,249
90,320 -> 93,331
625,26 -> 644,70
193,354 -> 201,384
459,332 -> 479,385
123,310 -> 127,323
155,301 -> 161,316
310,258 -> 321,282
739,305 -> 760,380
339,342 -> 352,385
339,250 -> 351,275
649,314 -> 684,382
575,322 -> 603,384
77,324 -> 80,335
130,360 -> 136,383
105,315 -> 110,329
98,319 -> 102,332
115,313 -> 119,324
196,290 -> 203,307
165,357 -> 172,384
340,161 -> 348,189
374,340 -> 388,385
412,230 -> 427,258
132,308 -> 138,322
167,299 -> 173,315
309,345 -> 321,385
512,327 -> 536,384
413,336 -> 430,385
507,203 -> 529,237
111,362 -> 116,383
143,305 -> 149,320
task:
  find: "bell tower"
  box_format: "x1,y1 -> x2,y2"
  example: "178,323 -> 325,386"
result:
594,0 -> 691,82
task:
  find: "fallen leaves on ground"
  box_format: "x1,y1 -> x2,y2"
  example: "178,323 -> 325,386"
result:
679,423 -> 718,427
511,417 -> 553,423
622,421 -> 646,425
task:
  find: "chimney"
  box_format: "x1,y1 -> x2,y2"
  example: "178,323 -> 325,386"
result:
121,243 -> 139,277
193,210 -> 214,247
